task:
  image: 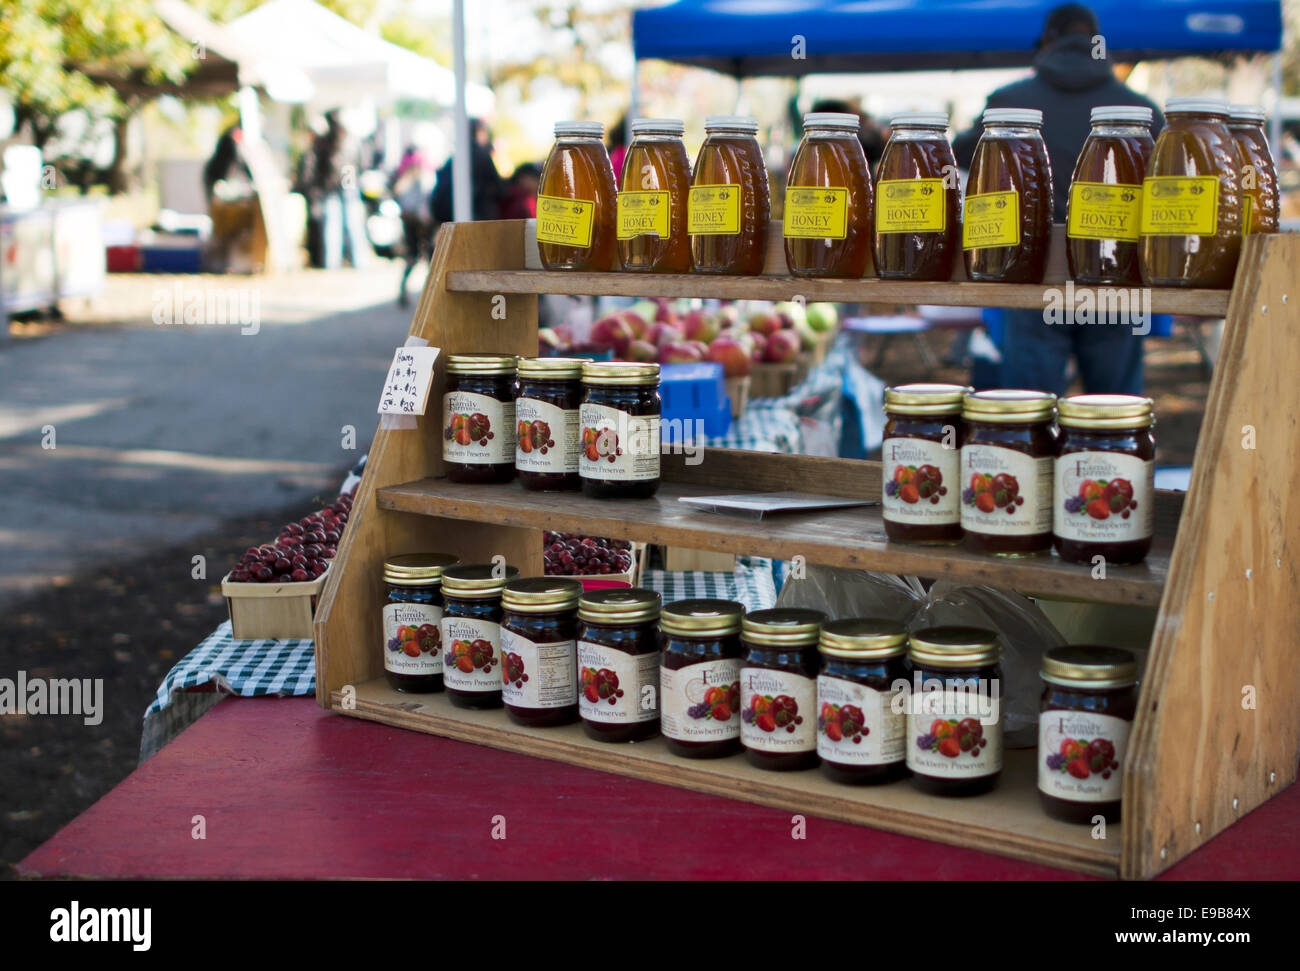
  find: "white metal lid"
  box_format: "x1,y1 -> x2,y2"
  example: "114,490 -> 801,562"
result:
891,111 -> 949,129
1090,105 -> 1154,125
704,114 -> 759,133
1165,97 -> 1229,116
1228,103 -> 1267,123
554,121 -> 604,137
802,111 -> 860,131
982,108 -> 1043,127
630,117 -> 685,135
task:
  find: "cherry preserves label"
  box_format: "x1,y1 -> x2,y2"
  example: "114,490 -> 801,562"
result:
906,688 -> 1002,778
882,437 -> 960,525
383,603 -> 443,676
578,403 -> 660,482
1039,711 -> 1130,802
1054,451 -> 1154,543
516,397 -> 579,475
441,616 -> 501,692
816,676 -> 905,766
443,392 -> 515,465
577,642 -> 659,724
660,659 -> 741,742
500,630 -> 576,710
961,444 -> 1052,536
739,668 -> 816,753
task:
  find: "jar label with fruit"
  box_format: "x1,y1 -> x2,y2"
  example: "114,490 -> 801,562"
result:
441,617 -> 501,692
577,642 -> 659,724
617,191 -> 671,240
1039,711 -> 1129,802
443,392 -> 515,465
783,187 -> 848,239
499,629 -> 576,709
1139,176 -> 1218,236
661,660 -> 741,742
907,690 -> 1003,778
739,668 -> 816,753
578,403 -> 660,481
383,603 -> 443,676
1054,451 -> 1153,543
516,398 -> 578,474
816,676 -> 906,765
537,194 -> 595,247
1067,182 -> 1142,241
688,185 -> 742,235
961,446 -> 1052,536
963,190 -> 1020,249
876,179 -> 947,234
882,438 -> 960,525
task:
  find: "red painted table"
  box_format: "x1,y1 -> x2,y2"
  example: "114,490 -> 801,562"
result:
20,697 -> 1300,880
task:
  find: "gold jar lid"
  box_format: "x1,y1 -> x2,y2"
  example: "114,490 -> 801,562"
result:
1042,645 -> 1139,689
446,353 -> 517,375
963,389 -> 1056,424
885,383 -> 972,416
578,588 -> 662,625
819,618 -> 908,659
441,564 -> 520,599
582,361 -> 660,386
742,608 -> 826,647
1057,394 -> 1154,430
908,625 -> 1002,668
502,577 -> 583,613
517,356 -> 585,380
383,553 -> 460,586
660,599 -> 745,637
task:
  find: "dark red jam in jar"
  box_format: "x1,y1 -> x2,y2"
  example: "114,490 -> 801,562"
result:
443,354 -> 517,484
961,390 -> 1058,557
579,361 -> 661,499
817,619 -> 910,785
516,357 -> 583,492
1039,645 -> 1139,824
576,588 -> 663,743
1054,395 -> 1155,566
659,599 -> 745,759
906,626 -> 1003,796
500,577 -> 583,727
740,608 -> 826,771
883,383 -> 970,545
382,553 -> 459,693
440,563 -> 520,710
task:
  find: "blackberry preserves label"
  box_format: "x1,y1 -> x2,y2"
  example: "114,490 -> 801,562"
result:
537,195 -> 595,247
961,445 -> 1053,536
577,642 -> 659,724
578,403 -> 660,482
441,616 -> 501,692
882,437 -> 960,525
739,668 -> 816,753
1039,710 -> 1130,802
816,675 -> 905,765
443,392 -> 515,465
1054,451 -> 1154,543
516,397 -> 578,475
660,659 -> 741,742
500,630 -> 576,709
383,603 -> 443,676
907,688 -> 1003,778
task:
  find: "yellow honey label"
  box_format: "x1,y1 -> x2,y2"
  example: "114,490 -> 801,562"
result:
688,185 -> 742,235
1067,182 -> 1142,241
536,195 -> 595,247
783,187 -> 848,239
876,179 -> 947,233
962,191 -> 1020,249
617,191 -> 670,240
1139,177 -> 1218,236
1243,194 -> 1255,235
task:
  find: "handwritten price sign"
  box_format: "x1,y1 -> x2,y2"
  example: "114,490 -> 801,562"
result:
378,345 -> 440,416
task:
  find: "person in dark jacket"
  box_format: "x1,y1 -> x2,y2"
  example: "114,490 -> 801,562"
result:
431,118 -> 505,225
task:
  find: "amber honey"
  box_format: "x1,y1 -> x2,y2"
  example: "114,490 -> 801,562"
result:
873,112 -> 961,281
784,112 -> 872,278
690,116 -> 770,275
617,118 -> 691,272
537,121 -> 618,271
1228,104 -> 1279,236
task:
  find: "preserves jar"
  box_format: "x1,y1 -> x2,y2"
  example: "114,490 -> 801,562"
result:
873,111 -> 961,281
1139,98 -> 1243,289
443,353 -> 516,484
579,361 -> 661,499
882,382 -> 969,545
617,118 -> 691,272
1066,106 -> 1155,285
1227,104 -> 1279,236
963,108 -> 1053,283
660,598 -> 746,759
382,553 -> 459,693
537,121 -> 618,271
783,112 -> 872,278
740,608 -> 826,771
961,390 -> 1058,556
577,588 -> 663,742
689,116 -> 770,275
1039,645 -> 1138,824
500,577 -> 583,727
440,563 -> 519,709
907,626 -> 1003,796
516,357 -> 583,492
817,619 -> 909,785
1054,394 -> 1155,566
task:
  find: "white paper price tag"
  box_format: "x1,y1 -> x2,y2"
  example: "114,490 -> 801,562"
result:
378,344 -> 439,417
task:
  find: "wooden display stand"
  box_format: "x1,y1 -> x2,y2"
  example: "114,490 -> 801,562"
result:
315,220 -> 1299,879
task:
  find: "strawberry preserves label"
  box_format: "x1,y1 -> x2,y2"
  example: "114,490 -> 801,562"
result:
1054,451 -> 1154,543
577,642 -> 659,724
882,437 -> 960,525
1039,710 -> 1129,802
906,688 -> 1003,778
739,668 -> 816,753
578,403 -> 660,482
441,616 -> 501,692
816,676 -> 906,765
516,398 -> 579,475
660,659 -> 741,742
383,602 -> 443,676
960,445 -> 1053,535
443,391 -> 515,465
499,629 -> 576,709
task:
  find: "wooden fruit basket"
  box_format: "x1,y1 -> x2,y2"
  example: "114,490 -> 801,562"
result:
223,569 -> 327,640
315,219 -> 1300,880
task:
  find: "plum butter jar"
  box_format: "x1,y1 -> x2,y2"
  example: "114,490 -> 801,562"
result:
580,361 -> 661,499
740,608 -> 827,771
500,577 -> 583,727
660,599 -> 745,759
882,383 -> 969,545
382,553 -> 459,693
443,354 -> 517,484
516,357 -> 583,492
576,588 -> 663,743
440,564 -> 519,709
817,619 -> 910,785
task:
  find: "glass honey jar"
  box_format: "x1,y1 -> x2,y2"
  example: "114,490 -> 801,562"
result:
784,112 -> 872,279
689,116 -> 770,275
873,111 -> 961,281
1227,104 -> 1279,237
617,118 -> 692,272
537,121 -> 619,271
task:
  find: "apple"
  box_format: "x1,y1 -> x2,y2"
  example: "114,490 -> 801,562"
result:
538,327 -> 562,354
620,309 -> 648,340
716,305 -> 740,330
687,340 -> 710,359
806,302 -> 838,333
748,331 -> 768,361
626,339 -> 657,362
682,309 -> 719,344
591,314 -> 634,356
774,301 -> 806,327
747,311 -> 782,337
654,299 -> 680,327
660,341 -> 704,364
707,336 -> 753,378
764,328 -> 801,363
630,300 -> 658,325
648,321 -> 684,348
793,316 -> 820,351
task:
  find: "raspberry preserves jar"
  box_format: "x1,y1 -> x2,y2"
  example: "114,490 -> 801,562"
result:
617,118 -> 691,272
576,588 -> 662,743
1039,645 -> 1138,824
537,121 -> 618,271
500,577 -> 583,727
579,361 -> 661,499
817,619 -> 909,785
1054,394 -> 1155,566
689,116 -> 770,275
1228,104 -> 1279,236
443,354 -> 517,484
440,564 -> 519,709
740,608 -> 826,771
873,111 -> 961,281
516,357 -> 583,492
783,112 -> 873,279
882,383 -> 969,545
660,598 -> 746,759
382,553 -> 459,693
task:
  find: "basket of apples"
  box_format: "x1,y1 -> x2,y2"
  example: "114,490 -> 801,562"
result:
543,531 -> 645,590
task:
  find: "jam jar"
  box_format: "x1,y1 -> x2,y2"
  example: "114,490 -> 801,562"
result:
440,563 -> 519,709
516,357 -> 583,492
1039,645 -> 1139,824
443,353 -> 517,484
500,577 -> 583,727
1228,104 -> 1279,236
617,118 -> 692,272
817,619 -> 910,785
873,111 -> 961,281
576,588 -> 663,743
660,598 -> 746,759
537,121 -> 618,271
882,382 -> 970,545
382,553 -> 459,693
906,626 -> 1004,796
1054,394 -> 1155,566
740,608 -> 826,771
1139,98 -> 1243,289
783,112 -> 873,279
689,116 -> 770,275
961,390 -> 1058,557
963,108 -> 1054,283
1066,106 -> 1155,285
579,361 -> 661,499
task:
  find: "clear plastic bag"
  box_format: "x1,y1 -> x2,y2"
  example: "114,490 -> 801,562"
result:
775,564 -> 926,623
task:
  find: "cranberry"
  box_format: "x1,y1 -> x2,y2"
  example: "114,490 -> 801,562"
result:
291,568 -> 310,582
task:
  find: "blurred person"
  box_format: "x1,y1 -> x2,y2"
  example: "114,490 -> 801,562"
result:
808,99 -> 886,168
431,118 -> 505,225
393,143 -> 436,307
203,125 -> 251,201
608,113 -> 630,180
500,162 -> 541,220
301,110 -> 372,270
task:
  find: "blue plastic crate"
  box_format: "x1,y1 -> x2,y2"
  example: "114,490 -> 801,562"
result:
660,361 -> 731,442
